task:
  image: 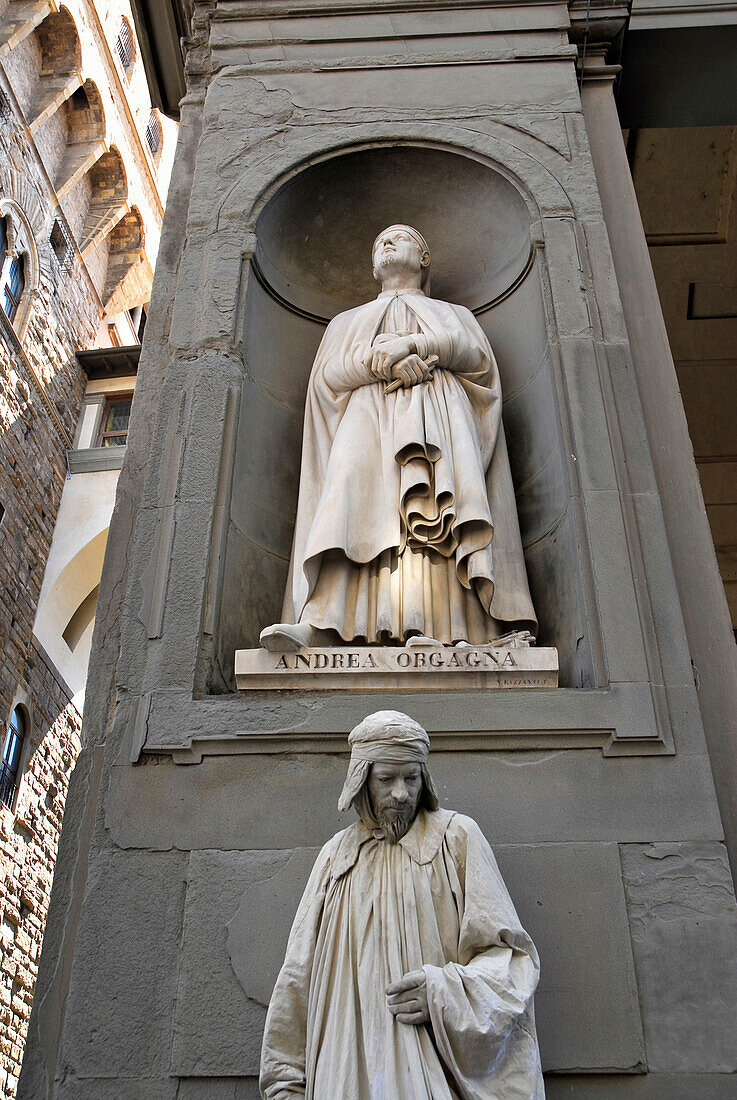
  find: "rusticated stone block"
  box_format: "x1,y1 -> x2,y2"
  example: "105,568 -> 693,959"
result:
620,841 -> 737,1073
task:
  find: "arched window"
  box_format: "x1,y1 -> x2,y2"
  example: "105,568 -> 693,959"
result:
0,201 -> 38,336
145,111 -> 163,161
0,707 -> 26,809
115,18 -> 135,74
2,253 -> 26,323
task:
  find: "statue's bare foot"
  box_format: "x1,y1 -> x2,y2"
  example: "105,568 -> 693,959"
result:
490,630 -> 535,649
259,622 -> 315,652
406,634 -> 442,649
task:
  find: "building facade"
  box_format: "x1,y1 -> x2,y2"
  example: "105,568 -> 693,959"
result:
0,2 -> 175,1094
18,1 -> 737,1098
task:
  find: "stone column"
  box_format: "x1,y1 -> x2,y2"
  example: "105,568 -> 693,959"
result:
580,44 -> 737,879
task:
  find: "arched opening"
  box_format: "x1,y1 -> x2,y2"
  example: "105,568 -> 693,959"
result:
56,80 -> 106,200
27,7 -> 82,131
213,144 -> 593,689
34,526 -> 109,700
79,146 -> 127,253
101,207 -> 151,315
62,583 -> 99,652
0,198 -> 40,336
102,207 -> 144,302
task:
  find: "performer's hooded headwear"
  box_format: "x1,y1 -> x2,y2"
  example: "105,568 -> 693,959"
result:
338,710 -> 439,827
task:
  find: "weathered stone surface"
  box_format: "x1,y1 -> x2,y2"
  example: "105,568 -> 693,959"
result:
55,850 -> 187,1083
55,1079 -> 178,1100
545,1072 -> 737,1098
19,1 -> 737,1096
620,842 -> 737,1073
177,1080 -> 261,1100
227,848 -> 322,1010
171,850 -> 273,1077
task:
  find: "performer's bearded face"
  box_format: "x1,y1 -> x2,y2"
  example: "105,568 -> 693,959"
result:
367,761 -> 423,843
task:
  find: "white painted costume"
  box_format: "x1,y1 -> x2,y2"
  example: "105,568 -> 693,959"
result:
260,713 -> 544,1099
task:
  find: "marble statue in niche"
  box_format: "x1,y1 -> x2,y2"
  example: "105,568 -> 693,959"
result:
260,709 -> 544,1099
260,225 -> 537,652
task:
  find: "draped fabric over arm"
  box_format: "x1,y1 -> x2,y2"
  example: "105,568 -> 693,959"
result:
423,816 -> 544,1098
259,810 -> 544,1100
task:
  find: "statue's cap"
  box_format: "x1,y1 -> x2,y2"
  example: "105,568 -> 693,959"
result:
372,225 -> 430,259
338,710 -> 438,813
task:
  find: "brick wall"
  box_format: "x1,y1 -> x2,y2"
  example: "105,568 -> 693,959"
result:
32,108 -> 69,191
61,174 -> 92,243
1,38 -> 41,119
0,647 -> 81,1099
0,68 -> 98,1100
0,316 -> 87,1096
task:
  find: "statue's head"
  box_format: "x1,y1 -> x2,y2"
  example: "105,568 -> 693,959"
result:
338,710 -> 439,842
372,225 -> 430,290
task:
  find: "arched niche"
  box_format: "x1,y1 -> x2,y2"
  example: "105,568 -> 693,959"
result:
102,206 -> 144,306
79,147 -> 128,252
216,144 -> 594,690
55,80 -> 106,201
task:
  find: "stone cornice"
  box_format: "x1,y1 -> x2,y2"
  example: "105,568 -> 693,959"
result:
568,0 -> 630,44
130,0 -> 193,118
215,0 -> 567,16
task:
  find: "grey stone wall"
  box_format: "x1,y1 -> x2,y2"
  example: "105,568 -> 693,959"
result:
18,1 -> 737,1098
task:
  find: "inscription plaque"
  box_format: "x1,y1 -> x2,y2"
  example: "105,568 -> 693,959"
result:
235,645 -> 558,691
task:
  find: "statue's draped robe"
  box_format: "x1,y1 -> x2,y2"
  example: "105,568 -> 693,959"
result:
260,809 -> 544,1100
282,290 -> 536,644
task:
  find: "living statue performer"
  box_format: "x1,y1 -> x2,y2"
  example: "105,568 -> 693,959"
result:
260,710 -> 544,1099
260,225 -> 537,651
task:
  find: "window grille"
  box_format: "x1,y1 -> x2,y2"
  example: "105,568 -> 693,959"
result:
115,18 -> 135,73
1,708 -> 26,810
50,220 -> 72,269
2,254 -> 25,322
97,395 -> 133,447
145,112 -> 162,159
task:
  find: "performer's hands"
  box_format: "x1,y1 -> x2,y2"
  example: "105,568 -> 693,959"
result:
364,334 -> 415,381
386,970 -> 430,1026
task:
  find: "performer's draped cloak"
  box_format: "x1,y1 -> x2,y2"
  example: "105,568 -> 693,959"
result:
260,809 -> 544,1099
282,289 -> 537,644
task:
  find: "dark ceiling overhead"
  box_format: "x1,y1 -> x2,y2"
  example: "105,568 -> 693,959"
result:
129,0 -> 192,119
